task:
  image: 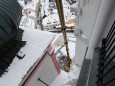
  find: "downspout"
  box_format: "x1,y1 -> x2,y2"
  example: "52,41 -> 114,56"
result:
86,0 -> 115,59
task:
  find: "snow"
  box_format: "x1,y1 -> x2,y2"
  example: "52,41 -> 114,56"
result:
60,41 -> 76,59
68,37 -> 76,42
56,23 -> 75,28
70,2 -> 79,10
18,1 -> 25,8
50,64 -> 80,86
68,34 -> 76,42
66,23 -> 75,27
0,27 -> 56,86
20,16 -> 34,28
52,33 -> 76,60
17,51 -> 25,58
51,70 -> 71,86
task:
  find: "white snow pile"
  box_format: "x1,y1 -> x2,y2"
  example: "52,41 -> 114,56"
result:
51,64 -> 80,86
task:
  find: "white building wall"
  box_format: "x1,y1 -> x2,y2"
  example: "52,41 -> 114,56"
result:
86,0 -> 115,59
75,37 -> 88,66
99,5 -> 115,62
74,0 -> 101,66
78,0 -> 101,40
100,5 -> 115,45
74,0 -> 115,66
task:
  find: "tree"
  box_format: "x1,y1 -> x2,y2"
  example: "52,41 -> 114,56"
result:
34,0 -> 43,30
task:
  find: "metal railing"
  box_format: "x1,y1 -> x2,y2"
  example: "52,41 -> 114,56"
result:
96,21 -> 115,86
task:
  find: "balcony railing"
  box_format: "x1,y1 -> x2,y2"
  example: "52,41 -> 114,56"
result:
96,21 -> 115,86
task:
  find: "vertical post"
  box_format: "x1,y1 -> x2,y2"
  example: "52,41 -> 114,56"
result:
34,0 -> 43,30
34,0 -> 40,29
55,0 -> 72,72
39,5 -> 44,30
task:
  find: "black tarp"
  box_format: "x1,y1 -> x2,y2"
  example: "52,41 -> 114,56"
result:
0,0 -> 22,47
0,0 -> 26,76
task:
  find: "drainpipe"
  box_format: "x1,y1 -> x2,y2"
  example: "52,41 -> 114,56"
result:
86,0 -> 115,59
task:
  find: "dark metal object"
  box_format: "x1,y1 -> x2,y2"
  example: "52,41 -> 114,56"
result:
0,0 -> 26,76
16,54 -> 25,59
96,21 -> 115,86
38,78 -> 49,86
0,0 -> 22,47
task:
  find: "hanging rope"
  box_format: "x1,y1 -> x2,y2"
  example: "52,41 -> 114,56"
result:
55,0 -> 72,72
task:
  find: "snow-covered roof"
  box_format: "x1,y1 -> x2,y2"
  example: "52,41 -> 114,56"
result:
0,27 -> 56,86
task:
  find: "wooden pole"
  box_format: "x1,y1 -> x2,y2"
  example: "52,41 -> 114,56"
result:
55,0 -> 72,72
